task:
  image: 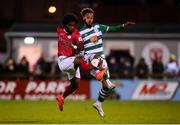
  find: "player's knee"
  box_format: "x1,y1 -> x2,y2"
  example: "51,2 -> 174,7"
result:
74,56 -> 83,65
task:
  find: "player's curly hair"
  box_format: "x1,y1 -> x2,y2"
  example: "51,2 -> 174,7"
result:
80,8 -> 94,17
62,13 -> 78,26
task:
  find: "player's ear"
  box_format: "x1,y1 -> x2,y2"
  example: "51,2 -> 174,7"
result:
83,16 -> 86,21
83,14 -> 87,21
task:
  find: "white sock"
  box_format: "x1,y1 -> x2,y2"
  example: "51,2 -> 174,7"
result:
96,100 -> 102,105
106,79 -> 113,88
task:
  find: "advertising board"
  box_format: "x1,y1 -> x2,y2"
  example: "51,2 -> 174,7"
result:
0,80 -> 90,100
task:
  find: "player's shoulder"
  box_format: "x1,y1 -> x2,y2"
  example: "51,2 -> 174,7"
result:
80,24 -> 95,30
80,25 -> 86,32
80,23 -> 97,34
73,28 -> 80,34
94,23 -> 106,28
93,23 -> 104,29
80,23 -> 101,30
74,28 -> 80,32
72,28 -> 81,36
57,26 -> 64,32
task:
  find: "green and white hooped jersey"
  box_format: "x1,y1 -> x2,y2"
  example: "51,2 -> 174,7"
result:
80,24 -> 109,58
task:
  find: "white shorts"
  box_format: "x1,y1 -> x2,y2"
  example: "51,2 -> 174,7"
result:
57,56 -> 80,80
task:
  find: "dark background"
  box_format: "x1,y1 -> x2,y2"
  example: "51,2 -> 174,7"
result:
0,0 -> 180,53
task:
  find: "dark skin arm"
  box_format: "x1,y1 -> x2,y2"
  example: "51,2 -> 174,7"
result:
64,40 -> 84,54
76,42 -> 84,53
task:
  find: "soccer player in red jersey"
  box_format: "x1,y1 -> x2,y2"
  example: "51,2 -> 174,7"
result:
56,14 -> 106,111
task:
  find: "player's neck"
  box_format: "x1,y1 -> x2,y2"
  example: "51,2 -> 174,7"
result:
64,27 -> 72,34
84,23 -> 93,28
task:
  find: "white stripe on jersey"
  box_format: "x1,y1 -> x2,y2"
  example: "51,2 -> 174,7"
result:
94,24 -> 100,29
80,25 -> 100,34
106,26 -> 110,32
83,31 -> 102,41
84,39 -> 103,48
85,47 -> 103,54
80,27 -> 94,34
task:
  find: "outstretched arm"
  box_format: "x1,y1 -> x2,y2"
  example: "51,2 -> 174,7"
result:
107,21 -> 135,32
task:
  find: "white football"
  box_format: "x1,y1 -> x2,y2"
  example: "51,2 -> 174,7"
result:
91,58 -> 100,68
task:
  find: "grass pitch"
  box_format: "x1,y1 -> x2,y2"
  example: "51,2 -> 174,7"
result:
0,100 -> 180,124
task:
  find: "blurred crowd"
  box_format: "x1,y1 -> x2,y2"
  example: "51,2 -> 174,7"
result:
0,52 -> 179,80
0,54 -> 61,80
105,52 -> 179,79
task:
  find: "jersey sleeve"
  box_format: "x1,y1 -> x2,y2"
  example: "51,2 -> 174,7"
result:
99,24 -> 110,33
99,24 -> 124,33
74,31 -> 83,44
107,24 -> 124,32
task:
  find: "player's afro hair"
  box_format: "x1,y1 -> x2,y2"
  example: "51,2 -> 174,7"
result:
80,8 -> 94,17
62,14 -> 78,26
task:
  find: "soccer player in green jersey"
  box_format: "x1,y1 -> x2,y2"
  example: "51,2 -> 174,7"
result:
80,8 -> 135,117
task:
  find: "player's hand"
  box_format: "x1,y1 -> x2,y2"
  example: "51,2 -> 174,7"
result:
123,21 -> 135,27
77,42 -> 84,51
64,41 -> 73,48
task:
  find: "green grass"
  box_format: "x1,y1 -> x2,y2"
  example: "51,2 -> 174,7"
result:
0,100 -> 180,124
